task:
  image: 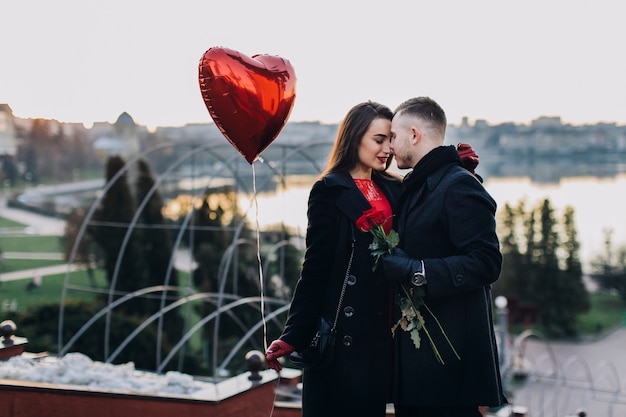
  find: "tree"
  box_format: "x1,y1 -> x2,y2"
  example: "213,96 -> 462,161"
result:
135,158 -> 179,291
63,207 -> 99,287
558,206 -> 590,331
496,198 -> 589,336
534,200 -> 589,336
1,154 -> 18,185
88,156 -> 145,314
494,202 -> 524,297
590,228 -> 626,302
533,199 -> 562,332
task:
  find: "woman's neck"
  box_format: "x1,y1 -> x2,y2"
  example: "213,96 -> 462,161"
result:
349,167 -> 372,179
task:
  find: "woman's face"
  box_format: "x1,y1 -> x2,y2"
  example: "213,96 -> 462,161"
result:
352,117 -> 392,177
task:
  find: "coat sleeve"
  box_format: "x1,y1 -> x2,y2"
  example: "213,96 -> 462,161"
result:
425,173 -> 502,300
279,180 -> 339,349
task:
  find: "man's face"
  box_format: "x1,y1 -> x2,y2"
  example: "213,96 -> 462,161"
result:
390,114 -> 414,170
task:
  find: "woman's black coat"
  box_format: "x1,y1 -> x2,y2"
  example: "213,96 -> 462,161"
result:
391,148 -> 507,408
279,171 -> 402,417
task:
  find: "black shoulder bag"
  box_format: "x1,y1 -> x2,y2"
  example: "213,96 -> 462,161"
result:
289,239 -> 355,370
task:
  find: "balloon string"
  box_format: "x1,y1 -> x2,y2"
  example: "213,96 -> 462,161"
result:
253,161 -> 281,417
252,163 -> 269,353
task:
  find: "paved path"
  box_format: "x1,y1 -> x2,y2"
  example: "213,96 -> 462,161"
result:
506,327 -> 626,416
0,200 -> 69,283
0,199 -> 196,282
0,263 -> 82,283
0,199 -> 66,236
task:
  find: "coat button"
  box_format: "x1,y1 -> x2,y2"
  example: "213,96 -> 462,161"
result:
343,306 -> 354,317
347,274 -> 357,286
342,335 -> 352,347
455,274 -> 464,285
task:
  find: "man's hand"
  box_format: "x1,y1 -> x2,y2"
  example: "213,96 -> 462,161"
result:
382,248 -> 421,283
265,339 -> 295,371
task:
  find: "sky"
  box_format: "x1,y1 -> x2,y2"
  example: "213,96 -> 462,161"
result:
1,0 -> 625,130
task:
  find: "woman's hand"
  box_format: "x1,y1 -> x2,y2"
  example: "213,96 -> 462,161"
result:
265,339 -> 295,371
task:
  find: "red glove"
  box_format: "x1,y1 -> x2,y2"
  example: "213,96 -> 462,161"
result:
265,339 -> 295,371
456,143 -> 479,174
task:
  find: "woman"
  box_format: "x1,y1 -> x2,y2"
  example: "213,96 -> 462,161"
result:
266,101 -> 402,417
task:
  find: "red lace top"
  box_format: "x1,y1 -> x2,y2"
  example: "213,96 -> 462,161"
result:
353,178 -> 393,233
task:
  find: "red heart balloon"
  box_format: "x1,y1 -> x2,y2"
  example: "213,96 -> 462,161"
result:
198,47 -> 297,164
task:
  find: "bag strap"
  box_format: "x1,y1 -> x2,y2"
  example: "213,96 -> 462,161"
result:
330,224 -> 356,332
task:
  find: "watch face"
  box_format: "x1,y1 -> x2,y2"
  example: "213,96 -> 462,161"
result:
412,273 -> 426,286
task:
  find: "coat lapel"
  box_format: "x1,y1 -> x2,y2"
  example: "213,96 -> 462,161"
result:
337,186 -> 371,222
398,163 -> 456,228
324,172 -> 374,223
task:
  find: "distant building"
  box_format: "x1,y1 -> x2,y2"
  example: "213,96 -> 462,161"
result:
0,104 -> 18,156
92,112 -> 141,159
531,116 -> 562,128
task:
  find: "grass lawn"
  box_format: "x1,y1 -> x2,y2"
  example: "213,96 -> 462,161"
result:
2,258 -> 64,273
0,216 -> 27,228
1,268 -> 191,313
0,235 -> 64,252
0,234 -> 65,272
0,267 -> 202,351
0,268 -> 108,311
577,291 -> 626,335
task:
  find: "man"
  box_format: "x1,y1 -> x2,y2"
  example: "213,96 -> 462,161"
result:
383,97 -> 506,417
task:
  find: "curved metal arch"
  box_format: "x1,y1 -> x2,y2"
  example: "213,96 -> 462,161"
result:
59,140 -> 238,351
592,359 -> 622,394
59,141 -> 271,356
59,138 -> 333,377
562,354 -> 594,387
217,303 -> 291,374
153,145 -> 320,369
261,240 -> 293,289
59,141 -> 180,352
157,296 -> 289,374
102,145 -> 224,358
106,292 -> 276,364
59,285 -> 181,356
260,140 -> 334,176
560,355 -> 594,416
153,149 -> 244,368
511,329 -> 560,378
211,237 -> 257,374
102,143 -> 285,358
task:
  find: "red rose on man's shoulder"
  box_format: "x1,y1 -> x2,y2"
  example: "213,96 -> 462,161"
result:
456,143 -> 479,173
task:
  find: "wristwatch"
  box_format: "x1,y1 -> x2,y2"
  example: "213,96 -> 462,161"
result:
411,260 -> 427,287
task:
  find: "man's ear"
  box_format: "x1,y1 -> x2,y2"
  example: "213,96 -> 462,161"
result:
410,126 -> 421,145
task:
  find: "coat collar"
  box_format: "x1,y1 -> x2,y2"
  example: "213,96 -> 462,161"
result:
398,160 -> 459,217
323,172 -> 372,223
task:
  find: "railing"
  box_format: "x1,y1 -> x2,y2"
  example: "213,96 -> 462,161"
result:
502,329 -> 626,417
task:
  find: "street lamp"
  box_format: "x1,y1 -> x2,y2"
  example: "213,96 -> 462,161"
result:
494,295 -> 508,368
494,295 -> 509,396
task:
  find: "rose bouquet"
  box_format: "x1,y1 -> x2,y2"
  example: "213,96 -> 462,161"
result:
356,208 -> 460,365
355,208 -> 399,271
392,285 -> 460,364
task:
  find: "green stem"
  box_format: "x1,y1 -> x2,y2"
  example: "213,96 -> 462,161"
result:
401,285 -> 447,365
420,302 -> 461,361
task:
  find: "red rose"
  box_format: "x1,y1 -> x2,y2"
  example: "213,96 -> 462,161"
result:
356,208 -> 385,232
456,143 -> 479,173
356,214 -> 373,232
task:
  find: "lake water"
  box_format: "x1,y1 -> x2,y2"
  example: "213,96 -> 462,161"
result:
485,173 -> 626,272
243,171 -> 626,275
